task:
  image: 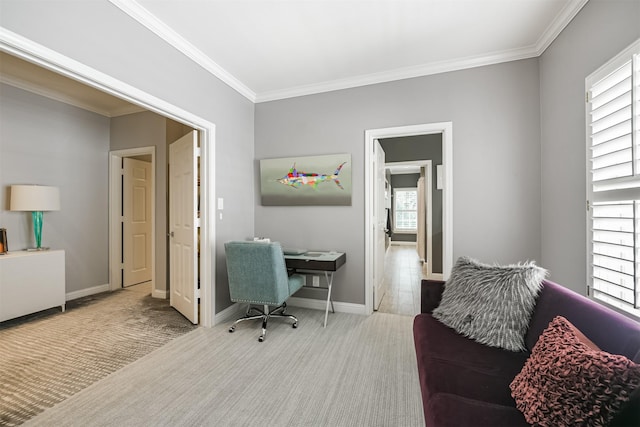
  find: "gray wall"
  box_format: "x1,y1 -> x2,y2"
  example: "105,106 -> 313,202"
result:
1,0 -> 255,314
539,0 -> 640,295
255,58 -> 542,305
0,83 -> 109,294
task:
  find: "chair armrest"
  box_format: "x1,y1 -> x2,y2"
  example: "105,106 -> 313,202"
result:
421,279 -> 446,314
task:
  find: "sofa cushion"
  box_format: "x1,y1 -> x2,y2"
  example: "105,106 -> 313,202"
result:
414,313 -> 530,406
526,280 -> 640,362
432,256 -> 546,351
426,393 -> 528,427
510,316 -> 640,427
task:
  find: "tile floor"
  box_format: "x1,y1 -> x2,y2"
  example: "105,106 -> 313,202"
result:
377,244 -> 427,316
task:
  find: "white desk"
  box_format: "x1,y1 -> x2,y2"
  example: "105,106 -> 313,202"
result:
0,250 -> 66,322
284,251 -> 346,327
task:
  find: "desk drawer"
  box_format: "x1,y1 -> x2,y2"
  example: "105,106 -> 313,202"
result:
285,253 -> 346,272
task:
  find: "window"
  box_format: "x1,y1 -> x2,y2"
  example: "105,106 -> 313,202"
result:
394,188 -> 417,232
586,39 -> 640,318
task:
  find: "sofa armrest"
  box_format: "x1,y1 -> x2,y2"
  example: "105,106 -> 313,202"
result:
421,279 -> 446,313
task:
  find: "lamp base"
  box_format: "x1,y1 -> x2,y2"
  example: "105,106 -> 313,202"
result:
26,247 -> 50,252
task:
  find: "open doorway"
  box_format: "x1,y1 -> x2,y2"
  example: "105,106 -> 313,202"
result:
0,35 -> 219,327
364,122 -> 453,316
109,147 -> 156,293
377,158 -> 437,315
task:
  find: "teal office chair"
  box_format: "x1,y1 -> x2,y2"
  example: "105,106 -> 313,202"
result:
224,241 -> 304,342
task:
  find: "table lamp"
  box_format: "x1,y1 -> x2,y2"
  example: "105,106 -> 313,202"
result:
10,185 -> 61,251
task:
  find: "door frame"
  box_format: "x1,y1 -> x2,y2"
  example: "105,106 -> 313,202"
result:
109,147 -> 156,293
365,122 -> 453,315
1,29 -> 216,327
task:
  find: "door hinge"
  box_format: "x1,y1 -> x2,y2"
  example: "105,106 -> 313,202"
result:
195,288 -> 201,299
586,91 -> 590,103
586,200 -> 590,212
195,147 -> 201,157
195,218 -> 201,228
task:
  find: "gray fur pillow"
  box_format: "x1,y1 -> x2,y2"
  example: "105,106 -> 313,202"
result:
432,256 -> 547,352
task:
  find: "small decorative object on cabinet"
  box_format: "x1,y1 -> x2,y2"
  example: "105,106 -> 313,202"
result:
0,228 -> 7,254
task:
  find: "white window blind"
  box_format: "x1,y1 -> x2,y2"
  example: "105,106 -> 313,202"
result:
590,60 -> 634,184
587,39 -> 640,318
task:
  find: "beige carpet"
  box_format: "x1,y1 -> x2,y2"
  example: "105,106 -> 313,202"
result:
22,307 -> 425,426
0,283 -> 197,426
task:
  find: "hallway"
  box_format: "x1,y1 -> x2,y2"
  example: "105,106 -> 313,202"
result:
377,244 -> 427,316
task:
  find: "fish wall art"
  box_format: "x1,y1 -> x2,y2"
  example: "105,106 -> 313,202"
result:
260,153 -> 352,206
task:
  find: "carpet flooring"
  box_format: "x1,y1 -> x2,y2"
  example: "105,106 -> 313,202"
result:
0,283 -> 197,426
21,307 -> 424,426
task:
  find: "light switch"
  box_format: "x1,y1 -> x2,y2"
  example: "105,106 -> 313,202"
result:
217,198 -> 224,210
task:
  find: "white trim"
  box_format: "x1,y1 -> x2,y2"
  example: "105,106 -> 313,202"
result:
365,122 -> 453,315
152,288 -> 169,299
535,0 -> 588,55
108,0 -> 256,103
586,39 -> 640,87
390,241 -> 416,246
215,299 -> 368,326
256,48 -> 538,103
108,147 -> 156,300
66,284 -> 110,301
0,27 -> 217,327
424,161 -> 434,279
287,297 -> 367,316
214,301 -> 245,325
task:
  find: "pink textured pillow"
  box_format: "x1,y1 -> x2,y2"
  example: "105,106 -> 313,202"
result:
510,316 -> 640,427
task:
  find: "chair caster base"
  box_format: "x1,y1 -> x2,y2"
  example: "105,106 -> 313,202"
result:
229,326 -> 235,333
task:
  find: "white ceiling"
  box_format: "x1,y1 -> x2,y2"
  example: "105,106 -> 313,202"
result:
0,0 -> 588,113
115,0 -> 588,102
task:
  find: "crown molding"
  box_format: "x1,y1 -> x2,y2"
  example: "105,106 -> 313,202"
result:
255,45 -> 539,103
535,0 -> 589,55
108,0 -> 256,103
256,0 -> 589,103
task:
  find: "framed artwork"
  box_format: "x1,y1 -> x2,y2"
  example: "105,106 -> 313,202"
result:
260,153 -> 352,206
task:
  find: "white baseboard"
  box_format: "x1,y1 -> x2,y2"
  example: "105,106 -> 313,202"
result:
390,241 -> 417,246
66,284 -> 110,301
152,289 -> 169,299
214,302 -> 245,325
287,296 -> 367,315
213,298 -> 367,325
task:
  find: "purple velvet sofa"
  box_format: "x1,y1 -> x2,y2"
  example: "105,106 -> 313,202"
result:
413,279 -> 640,427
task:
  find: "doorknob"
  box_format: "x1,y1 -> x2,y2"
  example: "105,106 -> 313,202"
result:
168,231 -> 174,237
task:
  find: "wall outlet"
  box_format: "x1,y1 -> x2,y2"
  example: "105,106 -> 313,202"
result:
312,275 -> 320,287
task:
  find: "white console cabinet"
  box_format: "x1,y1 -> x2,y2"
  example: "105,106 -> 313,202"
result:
0,250 -> 65,322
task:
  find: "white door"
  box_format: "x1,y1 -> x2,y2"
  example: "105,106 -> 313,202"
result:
373,140 -> 387,310
169,131 -> 199,324
123,158 -> 152,287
